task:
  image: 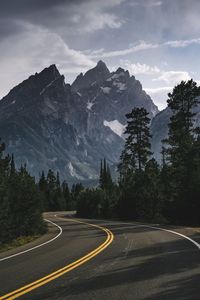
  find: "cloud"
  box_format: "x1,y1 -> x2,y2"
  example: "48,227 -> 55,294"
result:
88,37 -> 200,59
144,86 -> 173,110
0,0 -> 125,41
67,0 -> 125,33
76,12 -> 122,33
154,71 -> 191,84
118,60 -> 191,86
145,86 -> 173,94
119,60 -> 161,75
89,41 -> 159,58
165,38 -> 200,48
0,23 -> 95,99
129,0 -> 162,7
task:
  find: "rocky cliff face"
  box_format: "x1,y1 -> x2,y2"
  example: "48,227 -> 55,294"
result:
0,61 -> 158,183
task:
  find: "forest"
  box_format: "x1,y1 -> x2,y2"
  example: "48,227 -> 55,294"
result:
0,79 -> 200,246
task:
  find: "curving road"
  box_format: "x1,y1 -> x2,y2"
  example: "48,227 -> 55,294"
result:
0,212 -> 200,300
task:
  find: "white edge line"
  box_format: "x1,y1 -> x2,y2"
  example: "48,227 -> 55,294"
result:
142,224 -> 200,250
116,221 -> 200,250
94,218 -> 200,251
0,219 -> 63,262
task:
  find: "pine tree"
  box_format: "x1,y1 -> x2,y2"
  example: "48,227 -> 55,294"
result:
99,158 -> 113,191
62,181 -> 70,210
10,154 -> 16,177
118,108 -> 154,221
162,79 -> 200,224
0,140 -> 11,243
99,159 -> 103,188
163,79 -> 200,168
71,183 -> 84,210
119,107 -> 152,177
38,171 -> 48,211
46,169 -> 57,211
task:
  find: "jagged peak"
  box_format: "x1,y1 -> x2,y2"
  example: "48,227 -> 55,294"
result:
0,64 -> 63,102
72,61 -> 110,91
97,60 -> 107,68
116,67 -> 125,73
115,67 -> 130,77
36,64 -> 61,81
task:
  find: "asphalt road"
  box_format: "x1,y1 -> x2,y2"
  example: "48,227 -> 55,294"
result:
0,212 -> 200,300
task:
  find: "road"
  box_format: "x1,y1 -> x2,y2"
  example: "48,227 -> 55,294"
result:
0,212 -> 200,300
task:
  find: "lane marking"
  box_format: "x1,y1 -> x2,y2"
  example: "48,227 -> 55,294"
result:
101,220 -> 200,250
99,220 -> 200,250
0,219 -> 62,262
140,225 -> 200,250
0,218 -> 114,300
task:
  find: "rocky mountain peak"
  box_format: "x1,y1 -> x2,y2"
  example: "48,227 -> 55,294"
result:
71,61 -> 110,92
1,64 -> 61,105
35,64 -> 61,84
96,60 -> 108,70
115,67 -> 126,74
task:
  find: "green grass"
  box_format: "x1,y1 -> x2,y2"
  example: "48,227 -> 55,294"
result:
0,235 -> 41,253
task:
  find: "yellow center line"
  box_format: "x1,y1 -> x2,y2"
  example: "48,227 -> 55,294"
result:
0,218 -> 114,300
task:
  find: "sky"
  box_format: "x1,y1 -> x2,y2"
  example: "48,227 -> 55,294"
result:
1,0 -> 200,110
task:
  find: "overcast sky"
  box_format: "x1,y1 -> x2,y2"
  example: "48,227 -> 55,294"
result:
1,0 -> 200,110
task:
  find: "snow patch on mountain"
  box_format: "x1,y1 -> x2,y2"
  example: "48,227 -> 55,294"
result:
87,102 -> 94,110
101,86 -> 111,94
40,79 -> 57,95
113,82 -> 126,91
49,157 -> 58,162
76,137 -> 80,146
68,162 -> 83,179
107,72 -> 125,81
87,96 -> 96,110
104,120 -> 126,137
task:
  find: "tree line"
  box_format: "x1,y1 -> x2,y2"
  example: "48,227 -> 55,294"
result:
77,79 -> 200,226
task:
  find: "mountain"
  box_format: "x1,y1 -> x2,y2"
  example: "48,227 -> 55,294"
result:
0,61 -> 158,183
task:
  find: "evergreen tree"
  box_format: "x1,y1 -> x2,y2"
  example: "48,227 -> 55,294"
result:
118,108 -> 152,220
143,159 -> 162,221
99,158 -> 113,191
119,107 -> 152,176
99,159 -> 103,189
54,171 -> 65,210
62,181 -> 70,210
38,171 -> 48,211
0,141 -> 11,243
162,79 -> 200,224
163,79 -> 200,167
71,183 -> 84,209
10,154 -> 15,177
46,169 -> 57,211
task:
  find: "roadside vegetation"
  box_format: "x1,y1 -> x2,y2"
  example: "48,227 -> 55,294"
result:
0,79 -> 200,248
0,144 -> 84,247
0,149 -> 46,246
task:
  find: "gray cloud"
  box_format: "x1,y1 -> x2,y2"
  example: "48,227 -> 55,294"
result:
0,0 -> 68,17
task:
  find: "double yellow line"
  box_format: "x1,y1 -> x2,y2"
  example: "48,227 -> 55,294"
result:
0,218 -> 114,300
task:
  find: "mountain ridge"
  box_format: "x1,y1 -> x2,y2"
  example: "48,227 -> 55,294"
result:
0,61 -> 159,182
